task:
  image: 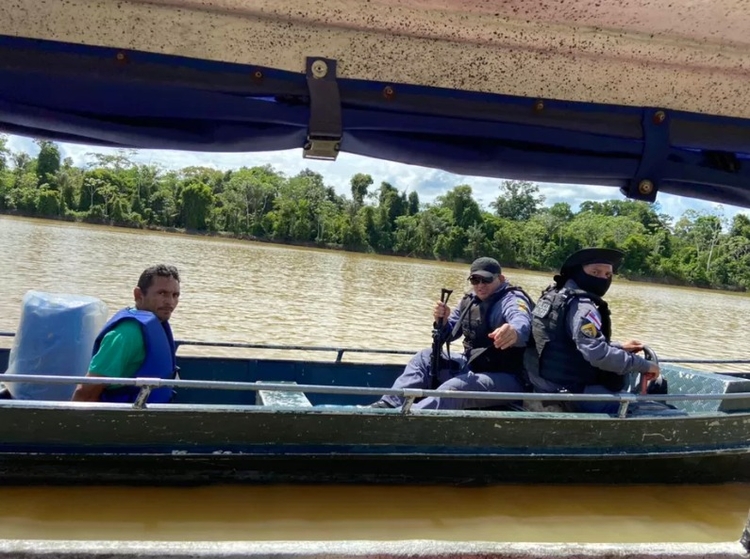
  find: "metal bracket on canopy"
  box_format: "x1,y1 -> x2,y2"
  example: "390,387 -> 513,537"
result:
303,57 -> 342,161
621,109 -> 670,203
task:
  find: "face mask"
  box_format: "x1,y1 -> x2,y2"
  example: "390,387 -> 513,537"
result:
572,267 -> 612,297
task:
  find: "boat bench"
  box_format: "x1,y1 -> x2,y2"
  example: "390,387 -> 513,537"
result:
255,381 -> 312,408
662,367 -> 750,414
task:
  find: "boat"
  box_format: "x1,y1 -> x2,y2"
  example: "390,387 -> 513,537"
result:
1,0 -> 750,555
0,329 -> 749,486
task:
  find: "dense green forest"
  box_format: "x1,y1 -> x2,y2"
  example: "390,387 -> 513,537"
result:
1,136 -> 749,291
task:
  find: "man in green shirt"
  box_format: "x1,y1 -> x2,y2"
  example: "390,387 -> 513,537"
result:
88,320 -> 148,381
71,264 -> 181,403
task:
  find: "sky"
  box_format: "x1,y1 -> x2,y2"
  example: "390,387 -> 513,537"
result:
5,133 -> 747,223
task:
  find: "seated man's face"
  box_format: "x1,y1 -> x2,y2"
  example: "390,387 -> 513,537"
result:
136,276 -> 181,322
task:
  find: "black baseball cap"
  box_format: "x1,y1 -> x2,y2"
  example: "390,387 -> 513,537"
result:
468,257 -> 502,279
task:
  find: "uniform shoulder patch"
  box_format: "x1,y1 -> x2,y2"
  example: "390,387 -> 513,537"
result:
584,310 -> 602,330
580,322 -> 599,338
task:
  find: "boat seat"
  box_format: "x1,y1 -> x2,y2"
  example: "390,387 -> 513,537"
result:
662,367 -> 750,414
256,381 -> 312,408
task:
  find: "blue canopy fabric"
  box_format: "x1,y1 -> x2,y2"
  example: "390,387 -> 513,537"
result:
1,35 -> 749,208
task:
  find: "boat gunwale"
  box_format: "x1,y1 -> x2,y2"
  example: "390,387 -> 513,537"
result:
1,333 -> 750,414
2,372 -> 750,409
0,537 -> 746,558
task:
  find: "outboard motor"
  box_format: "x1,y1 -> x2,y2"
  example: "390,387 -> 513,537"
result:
3,291 -> 108,401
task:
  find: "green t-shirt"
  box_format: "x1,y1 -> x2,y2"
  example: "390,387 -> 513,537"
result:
89,320 -> 146,384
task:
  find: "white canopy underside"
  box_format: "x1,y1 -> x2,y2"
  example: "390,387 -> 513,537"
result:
1,0 -> 749,118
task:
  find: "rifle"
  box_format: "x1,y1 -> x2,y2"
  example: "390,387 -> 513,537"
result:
430,288 -> 453,389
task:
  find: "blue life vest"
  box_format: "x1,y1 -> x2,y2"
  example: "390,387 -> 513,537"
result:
92,308 -> 177,404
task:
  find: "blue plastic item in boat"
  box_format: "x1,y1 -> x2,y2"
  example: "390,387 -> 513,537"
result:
4,291 -> 108,401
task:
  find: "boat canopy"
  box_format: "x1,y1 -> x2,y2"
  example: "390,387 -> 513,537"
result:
1,0 -> 749,207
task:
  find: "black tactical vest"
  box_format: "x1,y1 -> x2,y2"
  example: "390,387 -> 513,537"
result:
531,286 -> 624,392
454,285 -> 532,375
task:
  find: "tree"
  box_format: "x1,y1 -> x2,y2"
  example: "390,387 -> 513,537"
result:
579,199 -> 669,234
54,165 -> 83,212
436,184 -> 483,230
546,202 -> 574,222
0,135 -> 9,171
373,182 -> 408,251
730,214 -> 750,240
37,188 -> 61,216
9,172 -> 39,212
491,180 -> 545,221
180,182 -> 214,230
465,223 -> 489,260
12,152 -> 33,175
340,201 -> 368,250
674,209 -> 725,274
86,150 -> 136,172
268,170 -> 336,242
407,191 -> 420,215
350,173 -> 372,207
221,166 -> 281,235
35,140 -> 61,183
149,184 -> 179,227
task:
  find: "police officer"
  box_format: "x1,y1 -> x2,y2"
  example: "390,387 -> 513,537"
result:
367,257 -> 533,410
527,248 -> 661,413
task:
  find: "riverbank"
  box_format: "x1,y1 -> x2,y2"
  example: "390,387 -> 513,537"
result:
3,213 -> 749,370
1,210 -> 746,293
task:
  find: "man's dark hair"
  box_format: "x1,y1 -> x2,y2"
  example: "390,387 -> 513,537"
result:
137,264 -> 180,294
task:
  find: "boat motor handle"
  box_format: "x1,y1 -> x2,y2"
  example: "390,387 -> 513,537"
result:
643,345 -> 659,365
639,345 -> 660,395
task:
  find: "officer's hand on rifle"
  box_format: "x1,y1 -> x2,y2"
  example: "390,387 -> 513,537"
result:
433,301 -> 451,324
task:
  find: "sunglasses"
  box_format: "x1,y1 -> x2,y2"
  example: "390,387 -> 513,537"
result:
469,275 -> 496,285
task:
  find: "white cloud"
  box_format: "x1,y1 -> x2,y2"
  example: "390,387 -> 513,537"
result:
5,133 -> 748,221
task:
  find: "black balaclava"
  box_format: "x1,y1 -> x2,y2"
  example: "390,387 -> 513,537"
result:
570,265 -> 612,297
